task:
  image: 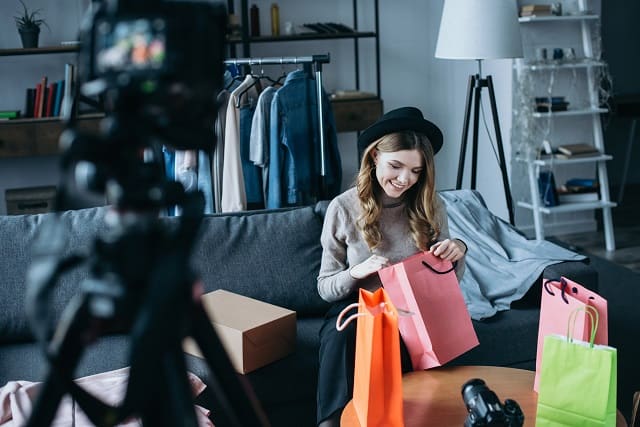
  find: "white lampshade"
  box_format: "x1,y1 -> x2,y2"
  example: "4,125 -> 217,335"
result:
435,0 -> 523,60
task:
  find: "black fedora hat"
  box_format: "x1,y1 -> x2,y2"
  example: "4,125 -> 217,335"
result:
357,107 -> 443,155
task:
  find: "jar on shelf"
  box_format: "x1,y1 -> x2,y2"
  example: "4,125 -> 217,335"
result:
250,4 -> 260,37
270,3 -> 280,36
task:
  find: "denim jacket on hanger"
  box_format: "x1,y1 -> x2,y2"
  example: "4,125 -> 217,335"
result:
267,69 -> 341,208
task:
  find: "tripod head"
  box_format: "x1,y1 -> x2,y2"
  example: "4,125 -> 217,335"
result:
24,1 -> 269,426
58,0 -> 226,211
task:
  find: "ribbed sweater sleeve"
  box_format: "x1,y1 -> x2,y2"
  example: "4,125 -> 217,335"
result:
317,196 -> 359,302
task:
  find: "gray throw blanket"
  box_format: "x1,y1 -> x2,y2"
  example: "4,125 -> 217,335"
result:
439,190 -> 586,320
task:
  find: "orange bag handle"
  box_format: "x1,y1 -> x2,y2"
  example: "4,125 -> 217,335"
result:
335,301 -> 401,331
336,303 -> 364,331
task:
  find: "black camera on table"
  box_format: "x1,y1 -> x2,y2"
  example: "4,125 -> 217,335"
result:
461,378 -> 524,427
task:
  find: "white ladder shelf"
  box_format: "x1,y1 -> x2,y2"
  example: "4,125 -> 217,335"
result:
513,0 -> 616,251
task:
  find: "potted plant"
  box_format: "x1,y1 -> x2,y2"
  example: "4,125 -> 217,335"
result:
14,0 -> 49,48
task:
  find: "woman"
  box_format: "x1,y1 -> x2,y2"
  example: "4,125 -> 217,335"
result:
316,107 -> 468,427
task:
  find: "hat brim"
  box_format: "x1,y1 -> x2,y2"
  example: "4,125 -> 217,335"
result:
357,116 -> 443,155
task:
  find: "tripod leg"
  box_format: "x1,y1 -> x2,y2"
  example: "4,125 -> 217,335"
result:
164,345 -> 200,426
190,302 -> 270,427
486,75 -> 515,225
138,345 -> 199,427
25,295 -> 92,427
471,78 -> 482,190
457,75 -> 476,189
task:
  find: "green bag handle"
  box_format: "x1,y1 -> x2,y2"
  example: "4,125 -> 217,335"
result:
566,305 -> 599,348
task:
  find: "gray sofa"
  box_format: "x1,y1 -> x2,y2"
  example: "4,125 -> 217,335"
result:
0,190 -> 597,426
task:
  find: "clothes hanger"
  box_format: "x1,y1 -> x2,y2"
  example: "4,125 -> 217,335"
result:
234,62 -> 262,108
256,59 -> 280,87
224,59 -> 246,90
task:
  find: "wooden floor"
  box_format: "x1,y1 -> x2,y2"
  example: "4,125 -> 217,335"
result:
552,224 -> 640,274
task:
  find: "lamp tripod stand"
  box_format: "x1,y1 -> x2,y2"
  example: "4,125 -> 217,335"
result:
456,70 -> 515,225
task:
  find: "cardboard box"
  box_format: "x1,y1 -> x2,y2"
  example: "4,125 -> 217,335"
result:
5,186 -> 56,215
183,290 -> 296,374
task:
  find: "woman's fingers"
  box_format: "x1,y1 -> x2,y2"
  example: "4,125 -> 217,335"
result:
430,239 -> 464,262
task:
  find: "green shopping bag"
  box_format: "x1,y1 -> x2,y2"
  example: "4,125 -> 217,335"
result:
536,306 -> 617,426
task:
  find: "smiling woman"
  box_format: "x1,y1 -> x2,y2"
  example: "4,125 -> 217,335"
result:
372,146 -> 424,198
315,106 -> 468,427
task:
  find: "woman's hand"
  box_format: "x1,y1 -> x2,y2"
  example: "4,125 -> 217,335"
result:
429,238 -> 467,262
349,254 -> 390,279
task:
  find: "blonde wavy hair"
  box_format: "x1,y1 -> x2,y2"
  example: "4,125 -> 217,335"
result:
356,131 -> 439,251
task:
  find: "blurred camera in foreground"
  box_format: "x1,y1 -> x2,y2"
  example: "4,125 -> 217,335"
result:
78,0 -> 226,151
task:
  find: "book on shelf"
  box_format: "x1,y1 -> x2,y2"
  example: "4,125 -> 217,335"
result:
557,143 -> 600,156
34,83 -> 42,119
560,179 -> 599,194
520,11 -> 554,17
555,151 -> 601,159
37,76 -> 48,118
566,177 -> 597,186
24,88 -> 36,118
0,110 -> 21,119
53,80 -> 64,117
60,63 -> 76,118
45,82 -> 56,118
557,190 -> 599,203
520,4 -> 553,13
521,4 -> 553,11
536,103 -> 569,112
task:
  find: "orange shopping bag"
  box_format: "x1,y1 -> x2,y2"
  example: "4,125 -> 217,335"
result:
378,251 -> 478,370
534,276 -> 608,391
336,288 -> 404,427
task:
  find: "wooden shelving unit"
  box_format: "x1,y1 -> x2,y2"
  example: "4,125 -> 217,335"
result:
0,114 -> 102,159
0,44 -> 101,159
0,45 -> 79,57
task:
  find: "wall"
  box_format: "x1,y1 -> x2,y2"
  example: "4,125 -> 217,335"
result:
0,0 -> 516,221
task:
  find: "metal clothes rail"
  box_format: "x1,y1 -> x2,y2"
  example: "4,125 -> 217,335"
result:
223,54 -> 331,179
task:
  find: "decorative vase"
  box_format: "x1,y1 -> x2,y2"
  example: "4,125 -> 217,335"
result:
19,28 -> 40,48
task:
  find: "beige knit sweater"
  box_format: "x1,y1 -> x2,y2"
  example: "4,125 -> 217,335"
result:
317,187 -> 465,302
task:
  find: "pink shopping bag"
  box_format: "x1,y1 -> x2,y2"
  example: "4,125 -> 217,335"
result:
534,276 -> 608,391
378,251 -> 478,370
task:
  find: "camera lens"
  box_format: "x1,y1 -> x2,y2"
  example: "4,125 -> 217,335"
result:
462,378 -> 486,394
504,399 -> 517,414
461,378 -> 486,403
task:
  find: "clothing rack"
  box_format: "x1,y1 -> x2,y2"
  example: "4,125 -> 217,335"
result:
223,54 -> 331,181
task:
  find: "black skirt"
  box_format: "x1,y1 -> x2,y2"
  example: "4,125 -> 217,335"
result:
316,294 -> 413,425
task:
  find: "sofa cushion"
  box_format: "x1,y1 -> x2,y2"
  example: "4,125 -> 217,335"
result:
0,335 -> 130,385
190,205 -> 330,316
0,207 -> 109,343
450,307 -> 541,370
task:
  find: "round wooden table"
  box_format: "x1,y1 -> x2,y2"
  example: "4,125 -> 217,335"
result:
341,365 -> 627,426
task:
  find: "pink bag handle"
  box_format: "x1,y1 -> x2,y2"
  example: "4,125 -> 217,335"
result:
421,259 -> 457,274
544,277 -> 597,304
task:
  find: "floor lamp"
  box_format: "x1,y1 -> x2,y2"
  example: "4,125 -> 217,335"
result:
435,0 -> 523,225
